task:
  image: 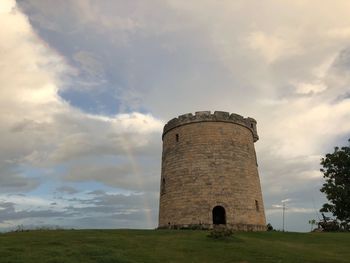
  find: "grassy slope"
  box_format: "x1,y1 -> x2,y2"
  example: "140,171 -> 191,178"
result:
0,230 -> 349,263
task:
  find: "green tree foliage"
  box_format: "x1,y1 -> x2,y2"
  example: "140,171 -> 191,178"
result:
320,139 -> 350,229
266,223 -> 274,231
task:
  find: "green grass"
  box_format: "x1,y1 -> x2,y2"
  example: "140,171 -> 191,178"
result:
0,230 -> 349,263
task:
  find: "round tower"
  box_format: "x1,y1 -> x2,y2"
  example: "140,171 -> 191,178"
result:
158,111 -> 266,231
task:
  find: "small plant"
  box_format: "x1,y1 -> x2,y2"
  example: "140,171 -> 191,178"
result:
15,225 -> 25,232
207,227 -> 234,239
188,224 -> 204,230
267,223 -> 274,231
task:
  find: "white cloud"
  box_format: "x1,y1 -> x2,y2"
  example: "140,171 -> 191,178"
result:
326,27 -> 350,39
266,207 -> 314,215
5,0 -> 350,230
246,31 -> 302,63
295,82 -> 327,94
0,0 -> 14,13
0,0 -> 163,195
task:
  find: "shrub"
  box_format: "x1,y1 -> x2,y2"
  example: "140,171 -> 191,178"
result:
207,227 -> 234,239
267,223 -> 274,231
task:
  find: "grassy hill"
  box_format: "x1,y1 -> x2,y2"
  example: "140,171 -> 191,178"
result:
0,229 -> 349,263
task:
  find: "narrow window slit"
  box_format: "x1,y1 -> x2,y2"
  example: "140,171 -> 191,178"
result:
161,178 -> 166,194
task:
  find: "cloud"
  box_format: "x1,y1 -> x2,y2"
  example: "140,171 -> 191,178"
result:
0,191 -> 158,229
246,31 -> 302,63
3,0 -> 350,231
56,186 -> 79,195
0,0 -> 162,221
0,172 -> 40,193
295,82 -> 327,95
0,204 -> 66,224
64,160 -> 160,192
71,51 -> 107,89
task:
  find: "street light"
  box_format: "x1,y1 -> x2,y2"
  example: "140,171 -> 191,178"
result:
272,198 -> 290,232
282,201 -> 287,232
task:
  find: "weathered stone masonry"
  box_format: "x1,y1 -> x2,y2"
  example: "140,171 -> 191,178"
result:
158,111 -> 266,231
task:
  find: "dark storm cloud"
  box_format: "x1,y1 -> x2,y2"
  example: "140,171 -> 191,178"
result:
63,192 -> 158,214
0,201 -> 66,223
0,163 -> 40,193
62,192 -> 159,228
332,48 -> 350,71
0,175 -> 39,192
0,191 -> 158,229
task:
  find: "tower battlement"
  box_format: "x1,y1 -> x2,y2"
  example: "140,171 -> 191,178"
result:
163,111 -> 259,142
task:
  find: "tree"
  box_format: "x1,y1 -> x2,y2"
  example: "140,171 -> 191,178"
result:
308,219 -> 316,231
320,138 -> 350,230
266,223 -> 274,231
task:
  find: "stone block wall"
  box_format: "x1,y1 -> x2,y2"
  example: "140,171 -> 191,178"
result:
158,111 -> 266,231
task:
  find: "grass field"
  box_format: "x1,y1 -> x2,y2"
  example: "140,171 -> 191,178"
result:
0,229 -> 349,263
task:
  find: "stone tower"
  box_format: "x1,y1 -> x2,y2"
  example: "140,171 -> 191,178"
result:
158,111 -> 266,231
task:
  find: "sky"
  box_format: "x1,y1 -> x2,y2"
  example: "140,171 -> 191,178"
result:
0,0 -> 350,232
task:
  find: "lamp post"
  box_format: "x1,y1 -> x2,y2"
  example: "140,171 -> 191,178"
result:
272,199 -> 289,232
282,201 -> 286,232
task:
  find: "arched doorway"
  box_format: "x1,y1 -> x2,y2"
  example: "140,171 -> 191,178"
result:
212,206 -> 226,225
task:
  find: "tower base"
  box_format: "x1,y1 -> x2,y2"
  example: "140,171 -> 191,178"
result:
158,223 -> 267,231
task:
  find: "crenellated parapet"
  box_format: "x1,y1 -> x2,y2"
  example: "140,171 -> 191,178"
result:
162,111 -> 259,142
